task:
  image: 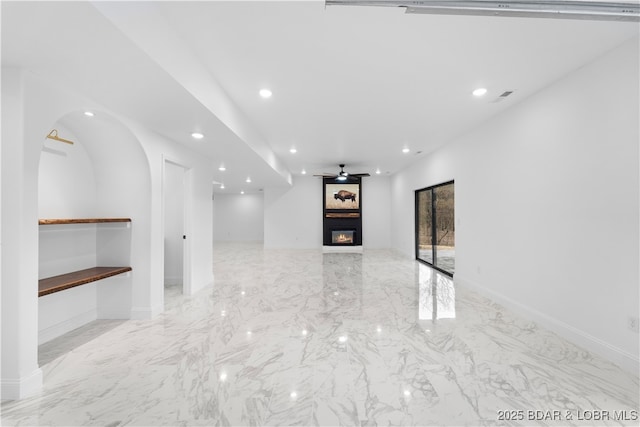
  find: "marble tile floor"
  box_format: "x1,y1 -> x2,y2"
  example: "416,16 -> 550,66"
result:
1,242 -> 638,426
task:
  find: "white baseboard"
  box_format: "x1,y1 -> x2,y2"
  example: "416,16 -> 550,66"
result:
1,367 -> 43,401
187,280 -> 215,296
322,245 -> 363,253
97,308 -> 132,320
38,309 -> 98,345
455,275 -> 639,375
129,304 -> 163,320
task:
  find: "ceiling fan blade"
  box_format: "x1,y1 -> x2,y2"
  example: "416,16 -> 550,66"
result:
313,173 -> 337,177
350,173 -> 371,177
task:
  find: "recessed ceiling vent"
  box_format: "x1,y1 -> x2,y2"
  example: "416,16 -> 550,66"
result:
492,90 -> 515,103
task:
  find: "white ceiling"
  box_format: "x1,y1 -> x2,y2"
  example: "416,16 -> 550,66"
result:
2,1 -> 638,194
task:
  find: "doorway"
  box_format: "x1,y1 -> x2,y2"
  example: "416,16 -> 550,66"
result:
163,159 -> 191,300
415,180 -> 455,276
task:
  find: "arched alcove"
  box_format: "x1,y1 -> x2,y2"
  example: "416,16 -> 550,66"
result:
3,70 -> 214,400
37,110 -> 152,343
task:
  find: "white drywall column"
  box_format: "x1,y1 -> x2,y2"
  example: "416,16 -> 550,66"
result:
1,68 -> 43,399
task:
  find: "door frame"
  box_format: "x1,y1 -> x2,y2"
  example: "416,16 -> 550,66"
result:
414,180 -> 455,277
162,156 -> 193,295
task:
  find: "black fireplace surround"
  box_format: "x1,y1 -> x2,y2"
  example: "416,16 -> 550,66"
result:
323,177 -> 362,246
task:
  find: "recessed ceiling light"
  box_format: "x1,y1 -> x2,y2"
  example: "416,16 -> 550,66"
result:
289,148 -> 297,154
219,166 -> 226,171
246,177 -> 251,183
240,191 -> 245,195
83,111 -> 94,117
219,372 -> 227,381
220,184 -> 225,189
301,169 -> 307,175
259,88 -> 272,98
191,132 -> 204,139
472,87 -> 488,97
375,168 -> 381,175
402,148 -> 410,154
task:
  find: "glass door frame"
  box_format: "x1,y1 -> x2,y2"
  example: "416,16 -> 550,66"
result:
415,180 -> 455,277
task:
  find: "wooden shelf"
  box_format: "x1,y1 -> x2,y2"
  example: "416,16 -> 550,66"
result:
39,266 -> 132,297
39,218 -> 131,225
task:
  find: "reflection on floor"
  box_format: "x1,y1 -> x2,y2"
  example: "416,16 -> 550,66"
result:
2,242 -> 638,426
38,320 -> 126,366
418,248 -> 455,273
164,283 -> 183,310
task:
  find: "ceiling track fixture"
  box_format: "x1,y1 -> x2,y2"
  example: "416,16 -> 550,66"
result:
325,1 -> 640,21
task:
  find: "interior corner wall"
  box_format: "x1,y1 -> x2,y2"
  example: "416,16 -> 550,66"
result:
264,176 -> 321,248
213,193 -> 264,242
390,37 -> 639,373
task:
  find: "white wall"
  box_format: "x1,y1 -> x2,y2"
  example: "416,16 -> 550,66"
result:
362,176 -> 391,249
264,175 -> 392,249
2,68 -> 43,399
39,125 -> 98,218
213,193 -> 264,242
391,37 -> 639,372
264,176 -> 321,248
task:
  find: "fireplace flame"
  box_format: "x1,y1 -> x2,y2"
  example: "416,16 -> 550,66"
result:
333,231 -> 354,244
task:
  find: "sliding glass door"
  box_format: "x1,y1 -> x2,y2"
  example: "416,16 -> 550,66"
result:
415,181 -> 455,275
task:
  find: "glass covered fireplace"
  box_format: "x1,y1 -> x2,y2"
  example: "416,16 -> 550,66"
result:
332,230 -> 355,245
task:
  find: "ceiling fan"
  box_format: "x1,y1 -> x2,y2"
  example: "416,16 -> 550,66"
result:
314,164 -> 370,181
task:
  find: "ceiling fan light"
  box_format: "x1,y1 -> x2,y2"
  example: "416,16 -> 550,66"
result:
337,175 -> 347,181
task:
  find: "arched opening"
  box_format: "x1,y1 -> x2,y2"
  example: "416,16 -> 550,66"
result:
37,110 -> 152,351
